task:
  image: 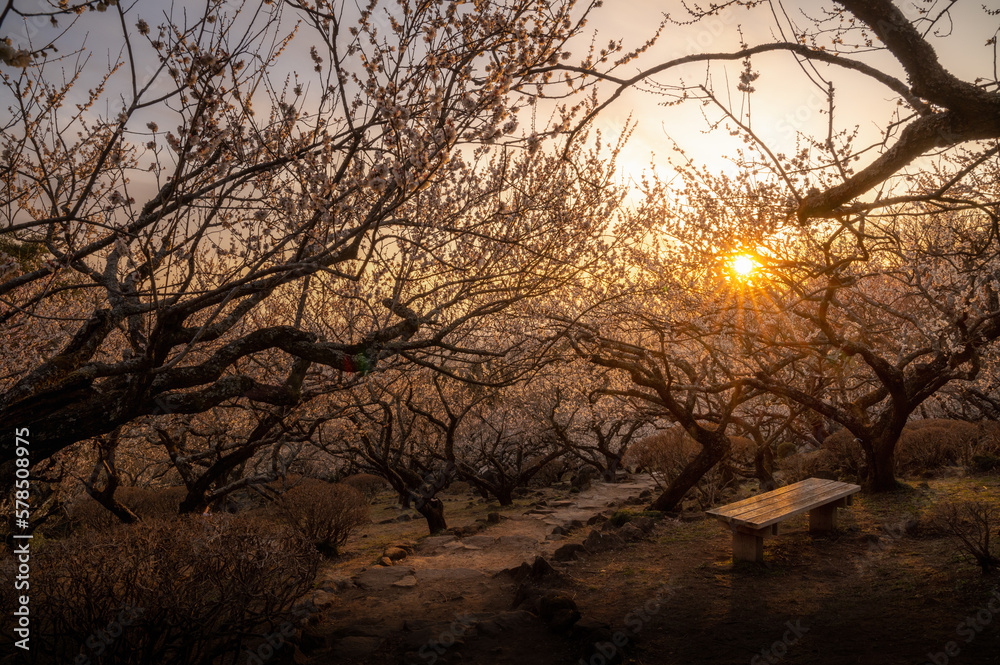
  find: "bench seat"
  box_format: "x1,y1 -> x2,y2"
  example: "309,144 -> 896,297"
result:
706,477 -> 861,562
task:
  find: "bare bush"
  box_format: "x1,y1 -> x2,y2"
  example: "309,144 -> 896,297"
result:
67,486 -> 187,530
341,473 -> 391,504
778,449 -> 839,484
627,429 -> 699,491
0,516 -> 319,664
273,480 -> 369,556
897,420 -> 976,474
820,430 -> 868,481
930,501 -> 999,575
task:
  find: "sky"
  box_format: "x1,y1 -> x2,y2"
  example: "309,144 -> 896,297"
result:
3,0 -> 998,208
585,1 -> 996,188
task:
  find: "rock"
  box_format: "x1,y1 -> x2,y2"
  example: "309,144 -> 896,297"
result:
498,556 -> 559,583
299,621 -> 338,652
451,523 -> 481,537
530,556 -> 558,577
383,546 -> 408,562
571,617 -> 614,644
572,467 -> 599,491
415,535 -> 457,553
587,514 -> 606,526
391,575 -> 418,588
416,568 -> 487,584
496,534 -> 539,548
534,499 -> 549,507
487,512 -> 502,523
553,543 -> 587,562
310,590 -> 338,609
617,523 -> 644,542
333,636 -> 381,659
678,511 -> 705,522
463,535 -> 497,548
378,556 -> 393,566
313,573 -> 355,592
583,529 -> 624,553
551,525 -> 569,536
630,516 -> 656,533
568,519 -> 585,529
475,610 -> 536,636
538,592 -> 581,632
395,513 -> 413,522
639,489 -> 652,499
353,566 -> 417,590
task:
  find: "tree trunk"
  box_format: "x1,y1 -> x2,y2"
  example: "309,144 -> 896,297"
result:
417,497 -> 447,534
602,454 -> 622,483
754,443 -> 776,491
648,432 -> 730,513
863,436 -> 901,492
494,485 -> 514,506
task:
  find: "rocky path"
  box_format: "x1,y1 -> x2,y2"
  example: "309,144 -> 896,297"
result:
291,477 -> 660,665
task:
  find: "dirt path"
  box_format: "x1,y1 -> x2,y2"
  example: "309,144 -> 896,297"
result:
292,477 -> 658,665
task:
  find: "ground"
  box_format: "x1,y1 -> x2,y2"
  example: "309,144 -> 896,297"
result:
285,473 -> 1000,665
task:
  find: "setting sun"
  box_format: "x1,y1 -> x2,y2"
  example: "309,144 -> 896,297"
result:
730,253 -> 759,277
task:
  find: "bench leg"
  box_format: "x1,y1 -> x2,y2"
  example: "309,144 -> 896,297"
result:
733,531 -> 763,562
809,504 -> 837,533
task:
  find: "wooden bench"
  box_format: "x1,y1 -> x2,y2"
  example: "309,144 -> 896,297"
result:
705,477 -> 861,562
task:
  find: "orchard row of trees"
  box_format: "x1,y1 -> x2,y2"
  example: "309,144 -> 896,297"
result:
2,0 -> 999,533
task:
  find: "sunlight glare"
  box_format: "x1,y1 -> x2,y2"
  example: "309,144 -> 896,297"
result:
731,253 -> 758,278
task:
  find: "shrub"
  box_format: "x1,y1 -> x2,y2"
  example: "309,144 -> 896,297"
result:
626,428 -> 699,490
341,473 -> 391,503
778,449 -> 839,483
0,515 -> 319,664
776,442 -> 798,460
930,500 -> 999,575
897,420 -> 976,474
972,454 -> 1000,473
609,509 -> 663,527
273,479 -> 369,556
67,485 -> 187,530
819,429 -> 867,481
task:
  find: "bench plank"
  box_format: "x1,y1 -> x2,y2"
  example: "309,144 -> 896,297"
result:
706,477 -> 831,514
720,485 -> 859,529
706,478 -> 859,530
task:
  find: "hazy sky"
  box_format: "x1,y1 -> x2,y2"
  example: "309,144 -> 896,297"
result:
581,0 -> 998,187
5,0 -> 997,201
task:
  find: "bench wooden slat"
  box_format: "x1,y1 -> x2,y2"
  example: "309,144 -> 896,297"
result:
705,477 -> 836,521
715,480 -> 848,522
706,478 -> 860,529
706,477 -> 831,514
722,484 -> 859,529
